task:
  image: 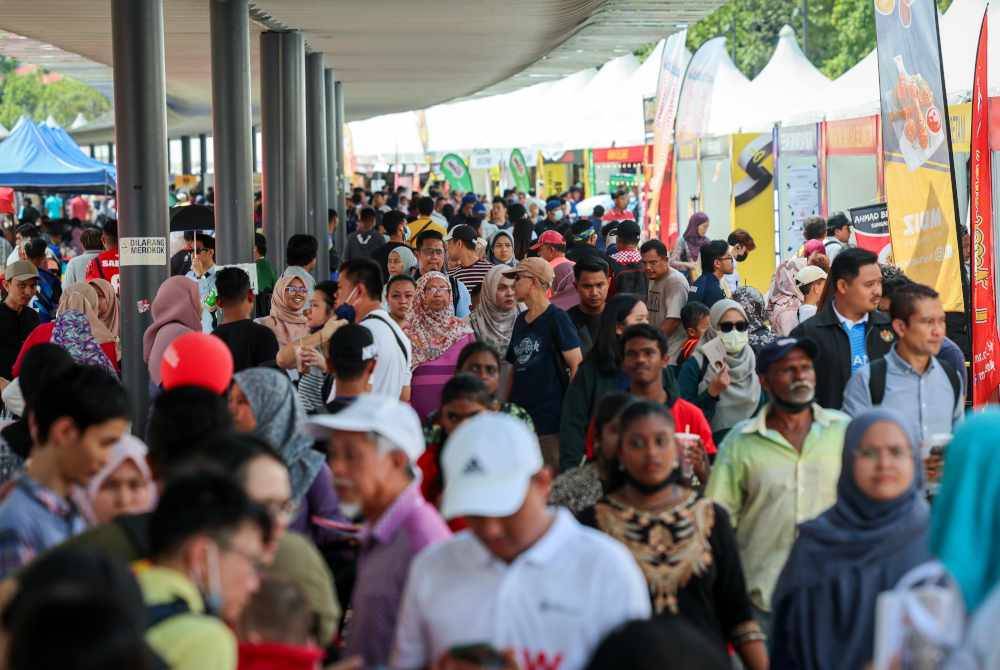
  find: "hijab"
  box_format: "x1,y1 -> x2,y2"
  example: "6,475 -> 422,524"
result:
389,245 -> 418,275
281,265 -> 316,296
403,271 -> 473,368
52,311 -> 117,374
233,368 -> 324,504
57,283 -> 115,345
143,277 -> 202,383
76,435 -> 156,524
488,230 -> 516,267
732,286 -> 775,355
88,278 -> 120,343
258,275 -> 311,348
695,299 -> 760,433
767,256 -> 806,337
470,265 -> 520,353
772,409 -> 929,669
682,212 -> 710,261
930,411 -> 1000,613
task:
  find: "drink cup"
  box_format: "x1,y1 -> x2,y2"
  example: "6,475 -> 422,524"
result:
922,433 -> 951,497
674,431 -> 701,481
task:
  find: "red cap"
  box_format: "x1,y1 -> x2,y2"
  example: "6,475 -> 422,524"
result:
530,229 -> 565,251
160,332 -> 234,395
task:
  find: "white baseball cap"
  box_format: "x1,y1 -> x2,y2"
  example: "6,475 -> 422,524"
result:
795,264 -> 828,286
440,412 -> 544,520
305,394 -> 425,463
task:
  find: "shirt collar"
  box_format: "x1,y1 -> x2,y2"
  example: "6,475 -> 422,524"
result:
832,301 -> 868,329
470,507 -> 575,568
17,475 -> 77,518
741,403 -> 837,438
887,345 -> 938,376
363,481 -> 425,546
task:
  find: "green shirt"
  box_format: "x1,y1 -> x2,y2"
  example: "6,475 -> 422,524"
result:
137,565 -> 237,670
255,258 -> 278,294
705,404 -> 849,612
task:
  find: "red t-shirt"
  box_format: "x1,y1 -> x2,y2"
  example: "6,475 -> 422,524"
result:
602,207 -> 636,222
12,322 -> 119,376
85,249 -> 120,292
69,196 -> 90,221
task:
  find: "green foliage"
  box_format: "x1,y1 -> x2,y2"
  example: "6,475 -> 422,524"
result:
0,67 -> 109,129
681,0 -> 955,80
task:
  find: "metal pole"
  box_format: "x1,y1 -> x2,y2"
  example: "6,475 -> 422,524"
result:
198,134 -> 208,187
181,135 -> 191,175
324,68 -> 340,268
306,53 -> 329,281
89,144 -> 95,159
107,142 -> 115,165
333,80 -> 347,258
260,31 -> 307,274
210,0 -> 254,266
111,0 -> 169,434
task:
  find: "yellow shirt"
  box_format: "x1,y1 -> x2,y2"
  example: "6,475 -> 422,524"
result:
406,217 -> 447,246
136,565 -> 237,670
705,404 -> 848,612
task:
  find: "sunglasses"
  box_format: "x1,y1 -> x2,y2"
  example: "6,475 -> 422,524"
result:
718,321 -> 749,333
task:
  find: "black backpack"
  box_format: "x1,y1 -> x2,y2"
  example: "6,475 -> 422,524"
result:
609,260 -> 648,297
868,356 -> 962,411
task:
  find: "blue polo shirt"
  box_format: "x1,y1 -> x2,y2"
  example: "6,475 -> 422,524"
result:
692,273 -> 726,308
0,475 -> 86,577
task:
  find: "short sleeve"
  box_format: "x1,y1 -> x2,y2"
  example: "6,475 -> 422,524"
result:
505,321 -> 520,364
552,308 -> 581,352
841,367 -> 871,419
704,437 -> 744,528
665,276 -> 688,319
390,559 -> 431,670
255,326 -> 280,366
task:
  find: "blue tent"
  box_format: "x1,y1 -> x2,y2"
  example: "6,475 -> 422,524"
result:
0,117 -> 115,192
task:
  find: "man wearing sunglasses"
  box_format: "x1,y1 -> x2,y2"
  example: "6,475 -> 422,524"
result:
691,240 -> 735,309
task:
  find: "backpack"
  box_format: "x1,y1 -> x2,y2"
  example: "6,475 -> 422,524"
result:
609,260 -> 648,297
868,356 -> 962,412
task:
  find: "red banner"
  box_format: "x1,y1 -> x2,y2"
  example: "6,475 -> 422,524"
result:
971,9 -> 998,407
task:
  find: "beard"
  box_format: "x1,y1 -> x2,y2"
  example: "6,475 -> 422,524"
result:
773,381 -> 815,413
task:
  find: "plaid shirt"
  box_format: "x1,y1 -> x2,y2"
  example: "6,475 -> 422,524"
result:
0,475 -> 86,577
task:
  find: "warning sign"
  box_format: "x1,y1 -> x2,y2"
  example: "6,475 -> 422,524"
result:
119,237 -> 167,266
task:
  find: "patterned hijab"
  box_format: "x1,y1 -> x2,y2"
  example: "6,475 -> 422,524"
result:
233,368 -> 324,504
88,278 -> 120,342
58,283 -> 115,345
258,275 -> 311,348
403,271 -> 473,368
732,285 -> 775,354
470,265 -> 520,353
52,310 -> 117,374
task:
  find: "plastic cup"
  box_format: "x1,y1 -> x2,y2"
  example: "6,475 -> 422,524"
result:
922,433 -> 951,496
674,432 -> 701,480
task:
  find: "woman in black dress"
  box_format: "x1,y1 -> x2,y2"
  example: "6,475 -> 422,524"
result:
579,400 -> 767,669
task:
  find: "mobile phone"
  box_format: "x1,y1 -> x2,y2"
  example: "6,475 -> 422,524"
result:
449,643 -> 507,668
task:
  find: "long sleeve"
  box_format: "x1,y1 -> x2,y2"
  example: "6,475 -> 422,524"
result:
710,505 -> 757,643
841,367 -> 872,418
559,363 -> 594,473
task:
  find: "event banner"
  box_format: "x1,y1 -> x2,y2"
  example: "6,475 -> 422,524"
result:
848,203 -> 892,257
674,37 -> 728,231
873,0 -> 965,311
645,29 -> 689,246
440,153 -> 473,192
731,132 -> 776,293
509,149 -> 531,193
776,125 -> 821,260
970,10 -> 998,406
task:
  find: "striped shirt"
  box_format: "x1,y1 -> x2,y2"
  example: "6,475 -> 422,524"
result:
449,259 -> 494,294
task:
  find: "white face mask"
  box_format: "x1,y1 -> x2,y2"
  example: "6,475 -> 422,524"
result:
720,329 -> 749,354
553,210 -> 564,222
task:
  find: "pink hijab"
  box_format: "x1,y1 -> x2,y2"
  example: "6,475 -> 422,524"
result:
143,277 -> 202,385
257,275 -> 310,348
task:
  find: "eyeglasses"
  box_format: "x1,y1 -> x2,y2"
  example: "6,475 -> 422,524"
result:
217,540 -> 267,573
718,321 -> 749,333
260,498 -> 298,520
196,248 -> 212,254
718,255 -> 734,263
420,248 -> 445,256
425,286 -> 450,295
285,286 -> 309,295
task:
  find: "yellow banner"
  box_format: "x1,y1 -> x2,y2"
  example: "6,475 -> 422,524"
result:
884,161 -> 964,311
948,103 -> 971,153
730,133 -> 776,293
542,163 -> 569,198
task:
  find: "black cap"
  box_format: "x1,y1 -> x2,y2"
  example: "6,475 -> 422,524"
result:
329,324 -> 376,365
617,220 -> 640,242
756,337 -> 819,374
445,224 -> 478,244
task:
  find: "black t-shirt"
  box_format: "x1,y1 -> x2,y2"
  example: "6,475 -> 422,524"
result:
212,319 -> 280,372
567,305 -> 602,356
505,304 -> 581,434
0,302 -> 39,380
170,249 -> 192,277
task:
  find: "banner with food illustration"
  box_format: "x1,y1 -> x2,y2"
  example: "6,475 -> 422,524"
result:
509,149 -> 531,193
440,153 -> 474,192
873,0 -> 965,312
730,132 -> 776,294
969,9 -> 997,406
645,29 -> 689,247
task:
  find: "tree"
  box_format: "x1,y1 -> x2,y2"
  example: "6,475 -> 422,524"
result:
0,67 -> 109,129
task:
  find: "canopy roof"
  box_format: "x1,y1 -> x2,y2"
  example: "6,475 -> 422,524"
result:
0,116 -> 115,191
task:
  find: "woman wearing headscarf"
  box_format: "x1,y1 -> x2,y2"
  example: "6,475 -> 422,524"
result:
470,265 -> 520,354
386,245 -> 418,278
772,409 -> 929,670
12,282 -> 119,375
671,212 -> 710,281
487,230 -> 516,267
732,286 -> 775,356
766,256 -> 807,337
579,401 -> 767,668
142,276 -> 203,387
75,434 -> 156,525
403,271 -> 475,420
52,311 -> 117,374
88,277 -> 120,357
256,274 -> 311,348
229,368 -> 342,544
678,299 -> 763,443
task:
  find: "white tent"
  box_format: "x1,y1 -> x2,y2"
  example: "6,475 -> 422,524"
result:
70,113 -> 88,130
0,122 -> 8,140
748,25 -> 831,129
704,47 -> 754,136
562,54 -> 641,149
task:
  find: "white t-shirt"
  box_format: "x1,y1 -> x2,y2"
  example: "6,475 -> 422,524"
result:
391,508 -> 651,670
647,268 -> 690,363
360,308 -> 412,399
798,303 -> 818,324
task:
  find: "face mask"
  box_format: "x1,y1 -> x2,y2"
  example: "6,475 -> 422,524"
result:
735,253 -> 749,262
335,287 -> 360,323
553,210 -> 564,221
719,329 -> 748,354
202,541 -> 224,616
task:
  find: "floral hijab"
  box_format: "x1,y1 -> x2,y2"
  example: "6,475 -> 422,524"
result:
733,285 -> 775,355
403,271 -> 473,368
53,310 -> 117,374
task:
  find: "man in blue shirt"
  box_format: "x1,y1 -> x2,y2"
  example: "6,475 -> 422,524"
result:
691,240 -> 733,309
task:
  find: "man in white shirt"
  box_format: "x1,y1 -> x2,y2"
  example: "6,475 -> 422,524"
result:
391,413 -> 650,670
335,258 -> 412,402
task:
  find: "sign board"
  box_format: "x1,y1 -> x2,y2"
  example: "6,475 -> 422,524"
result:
119,237 -> 167,267
848,202 -> 891,258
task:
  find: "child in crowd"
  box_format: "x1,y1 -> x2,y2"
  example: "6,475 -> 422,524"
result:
237,577 -> 325,670
674,301 -> 711,369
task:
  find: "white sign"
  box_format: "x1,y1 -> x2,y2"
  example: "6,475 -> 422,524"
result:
217,263 -> 260,294
119,237 -> 167,266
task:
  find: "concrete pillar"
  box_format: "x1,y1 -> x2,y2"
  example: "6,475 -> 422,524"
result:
210,0 -> 254,265
333,80 -> 347,259
260,30 -> 307,274
198,134 -> 207,185
180,135 -> 191,175
110,0 -> 170,433
324,68 -> 340,266
306,52 -> 328,281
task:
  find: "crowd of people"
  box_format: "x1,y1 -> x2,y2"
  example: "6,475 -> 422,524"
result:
0,182 -> 992,670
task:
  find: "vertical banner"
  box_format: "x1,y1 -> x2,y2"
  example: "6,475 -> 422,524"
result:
509,149 -> 531,193
440,153 -> 474,192
776,124 -> 821,260
873,0 -> 966,312
970,10 -> 998,407
731,132 -> 776,292
645,29 -> 689,246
